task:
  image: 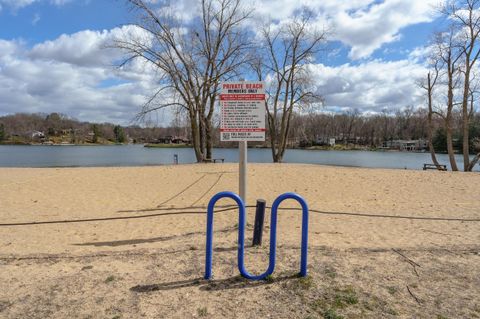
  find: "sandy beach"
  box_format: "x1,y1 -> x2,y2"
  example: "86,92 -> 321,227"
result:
0,164 -> 479,318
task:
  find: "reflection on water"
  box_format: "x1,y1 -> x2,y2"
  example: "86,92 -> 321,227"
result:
0,144 -> 477,171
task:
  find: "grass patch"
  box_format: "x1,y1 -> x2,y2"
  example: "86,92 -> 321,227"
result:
387,286 -> 397,295
295,275 -> 314,290
310,286 -> 359,317
264,274 -> 274,283
385,308 -> 398,316
324,267 -> 337,279
197,307 -> 208,317
323,308 -> 344,319
104,275 -> 115,284
333,286 -> 358,309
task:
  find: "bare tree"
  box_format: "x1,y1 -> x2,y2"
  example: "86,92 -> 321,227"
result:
252,13 -> 327,162
443,0 -> 480,171
431,28 -> 463,171
420,60 -> 443,169
115,0 -> 251,162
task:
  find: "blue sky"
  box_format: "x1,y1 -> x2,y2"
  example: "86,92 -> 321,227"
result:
0,0 -> 442,125
0,1 -> 128,42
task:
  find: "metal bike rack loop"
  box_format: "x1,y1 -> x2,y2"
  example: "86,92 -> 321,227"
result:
204,191 -> 309,280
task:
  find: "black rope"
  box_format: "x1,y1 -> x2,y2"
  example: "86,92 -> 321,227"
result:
0,205 -> 479,227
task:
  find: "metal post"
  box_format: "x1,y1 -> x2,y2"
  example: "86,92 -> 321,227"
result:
239,141 -> 247,202
252,199 -> 266,246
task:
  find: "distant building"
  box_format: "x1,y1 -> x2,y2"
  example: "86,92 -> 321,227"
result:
154,136 -> 190,144
315,136 -> 336,146
383,139 -> 427,151
31,130 -> 45,139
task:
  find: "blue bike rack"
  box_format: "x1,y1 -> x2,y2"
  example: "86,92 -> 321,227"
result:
204,191 -> 309,280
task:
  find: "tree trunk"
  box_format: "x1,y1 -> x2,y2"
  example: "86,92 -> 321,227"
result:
462,67 -> 471,171
189,111 -> 204,162
268,114 -> 281,163
205,118 -> 213,160
446,121 -> 458,171
427,126 -> 441,169
198,108 -> 206,162
426,73 -> 442,169
467,153 -> 480,171
446,55 -> 458,171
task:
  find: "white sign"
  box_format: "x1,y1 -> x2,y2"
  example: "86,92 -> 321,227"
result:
220,81 -> 266,141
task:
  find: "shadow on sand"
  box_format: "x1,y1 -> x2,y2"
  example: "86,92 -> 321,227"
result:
130,273 -> 299,292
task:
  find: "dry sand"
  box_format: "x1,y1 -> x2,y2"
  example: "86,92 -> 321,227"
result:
0,163 -> 479,318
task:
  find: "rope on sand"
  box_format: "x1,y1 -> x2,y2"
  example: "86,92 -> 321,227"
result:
0,205 -> 479,227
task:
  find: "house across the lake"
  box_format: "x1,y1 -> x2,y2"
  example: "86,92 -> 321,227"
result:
153,136 -> 190,144
383,139 -> 427,151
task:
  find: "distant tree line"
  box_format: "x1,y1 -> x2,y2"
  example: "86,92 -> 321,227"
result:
2,110 -> 480,152
0,113 -> 190,145
276,107 -> 480,152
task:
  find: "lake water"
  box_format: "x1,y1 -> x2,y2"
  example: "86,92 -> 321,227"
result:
0,145 -> 477,171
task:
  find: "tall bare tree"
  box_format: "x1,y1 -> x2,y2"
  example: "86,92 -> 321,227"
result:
420,60 -> 443,169
443,0 -> 480,171
431,28 -> 463,170
252,13 -> 327,162
115,0 -> 251,162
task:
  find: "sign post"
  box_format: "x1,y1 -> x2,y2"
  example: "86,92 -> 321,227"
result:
220,81 -> 266,202
239,140 -> 247,201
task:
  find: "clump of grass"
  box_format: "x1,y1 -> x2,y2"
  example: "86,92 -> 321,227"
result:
387,286 -> 397,295
323,308 -> 344,319
324,267 -> 337,279
197,307 -> 208,317
296,275 -> 314,290
386,308 -> 398,316
334,286 -> 358,309
311,298 -> 328,312
310,286 -> 361,317
264,274 -> 274,283
361,294 -> 390,313
104,275 -> 115,284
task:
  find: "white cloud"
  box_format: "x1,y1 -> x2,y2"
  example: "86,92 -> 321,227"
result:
150,0 -> 438,60
31,12 -> 40,25
331,0 -> 439,59
0,27 -> 161,125
309,59 -> 427,113
254,0 -> 439,60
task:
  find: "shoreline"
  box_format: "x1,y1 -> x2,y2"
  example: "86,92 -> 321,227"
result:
0,142 -> 464,154
0,161 -> 439,171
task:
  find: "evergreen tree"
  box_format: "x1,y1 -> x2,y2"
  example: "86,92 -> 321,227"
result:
92,124 -> 100,143
113,125 -> 126,143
